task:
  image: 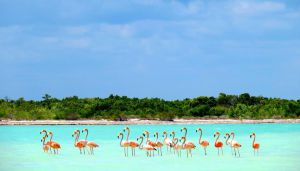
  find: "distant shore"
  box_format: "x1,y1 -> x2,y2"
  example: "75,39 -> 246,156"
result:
0,119 -> 299,125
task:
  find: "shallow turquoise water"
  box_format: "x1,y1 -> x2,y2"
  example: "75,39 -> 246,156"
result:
0,124 -> 300,171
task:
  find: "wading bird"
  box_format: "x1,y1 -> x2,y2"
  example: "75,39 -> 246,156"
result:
123,127 -> 139,156
72,130 -> 85,154
196,128 -> 209,155
180,136 -> 196,158
117,132 -> 130,157
214,132 -> 223,156
172,138 -> 182,157
250,133 -> 260,156
230,132 -> 241,157
162,131 -> 173,152
48,131 -> 61,154
154,132 -> 163,156
82,128 -> 99,155
137,135 -> 156,157
41,136 -> 49,153
143,130 -> 156,156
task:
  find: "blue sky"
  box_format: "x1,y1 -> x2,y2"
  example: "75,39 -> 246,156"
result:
0,0 -> 299,100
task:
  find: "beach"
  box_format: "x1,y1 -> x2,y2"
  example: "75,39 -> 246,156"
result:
1,118 -> 299,125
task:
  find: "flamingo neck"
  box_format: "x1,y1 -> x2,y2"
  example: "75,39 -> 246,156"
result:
146,133 -> 149,142
85,130 -> 88,141
42,137 -> 46,145
163,134 -> 167,141
252,135 -> 256,146
198,130 -> 202,144
183,129 -> 187,138
225,135 -> 230,145
49,133 -> 53,142
119,134 -> 124,147
74,133 -> 79,145
173,138 -> 178,145
181,138 -> 186,146
215,134 -> 220,145
138,137 -> 144,149
126,129 -> 130,141
231,133 -> 235,143
155,133 -> 158,142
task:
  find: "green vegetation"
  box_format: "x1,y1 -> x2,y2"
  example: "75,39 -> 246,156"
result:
0,93 -> 299,121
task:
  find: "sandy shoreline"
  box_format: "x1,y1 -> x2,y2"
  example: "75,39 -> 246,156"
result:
0,119 -> 299,125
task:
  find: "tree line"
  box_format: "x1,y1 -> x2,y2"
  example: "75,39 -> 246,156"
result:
0,93 -> 299,121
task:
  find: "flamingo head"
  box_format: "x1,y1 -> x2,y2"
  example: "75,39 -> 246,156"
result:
224,133 -> 230,139
48,131 -> 53,135
154,132 -> 158,137
117,132 -> 123,139
40,129 -> 47,134
82,128 -> 88,133
230,132 -> 234,135
124,127 -> 129,131
180,127 -> 187,132
41,137 -> 46,142
143,131 -> 149,136
196,128 -> 202,132
72,131 -> 77,137
214,132 -> 220,137
250,132 -> 256,138
137,135 -> 143,141
179,136 -> 186,142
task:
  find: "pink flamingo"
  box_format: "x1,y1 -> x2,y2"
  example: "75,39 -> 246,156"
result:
230,132 -> 242,157
196,128 -> 209,155
48,132 -> 61,154
40,129 -> 52,153
41,136 -> 49,153
117,132 -> 130,157
143,130 -> 156,156
250,133 -> 260,156
172,138 -> 182,157
137,135 -> 157,157
162,131 -> 173,152
214,132 -> 223,156
180,136 -> 196,158
153,132 -> 163,156
72,130 -> 85,154
82,128 -> 99,155
170,131 -> 176,154
224,133 -> 233,155
123,127 -> 139,156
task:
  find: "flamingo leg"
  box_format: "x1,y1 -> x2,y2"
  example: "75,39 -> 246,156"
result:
238,148 -> 240,157
204,147 -> 207,156
123,147 -> 126,157
218,148 -> 219,156
221,148 -> 223,155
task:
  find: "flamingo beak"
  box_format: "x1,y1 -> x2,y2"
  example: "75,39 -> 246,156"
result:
250,135 -> 252,138
143,133 -> 145,137
214,134 -> 216,137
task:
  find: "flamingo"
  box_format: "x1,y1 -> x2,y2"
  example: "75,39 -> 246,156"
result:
214,132 -> 223,156
224,133 -> 233,155
117,132 -> 130,157
40,129 -> 52,153
170,131 -> 176,154
180,136 -> 196,158
123,127 -> 139,156
47,131 -> 61,154
153,132 -> 163,156
82,128 -> 99,155
196,128 -> 209,155
172,138 -> 182,157
137,135 -> 157,157
230,132 -> 242,157
41,136 -> 49,153
250,133 -> 260,156
143,131 -> 156,156
72,130 -> 85,154
162,131 -> 173,152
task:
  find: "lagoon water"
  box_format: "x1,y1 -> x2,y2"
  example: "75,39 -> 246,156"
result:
0,123 -> 300,171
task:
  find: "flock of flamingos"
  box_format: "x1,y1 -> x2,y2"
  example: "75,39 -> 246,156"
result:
40,127 -> 260,158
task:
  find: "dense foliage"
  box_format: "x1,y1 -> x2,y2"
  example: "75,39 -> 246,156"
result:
0,93 -> 299,120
